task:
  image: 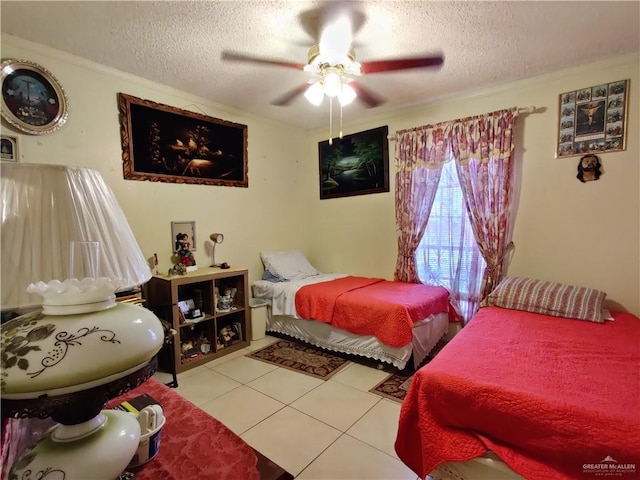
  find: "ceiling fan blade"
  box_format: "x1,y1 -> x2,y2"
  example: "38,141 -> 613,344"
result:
361,55 -> 444,74
271,83 -> 311,106
319,15 -> 352,60
350,81 -> 384,108
299,4 -> 366,43
221,51 -> 305,70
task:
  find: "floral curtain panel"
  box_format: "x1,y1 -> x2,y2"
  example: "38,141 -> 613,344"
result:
394,125 -> 451,282
451,108 -> 518,301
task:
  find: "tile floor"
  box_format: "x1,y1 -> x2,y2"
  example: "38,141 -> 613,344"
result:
154,335 -> 420,480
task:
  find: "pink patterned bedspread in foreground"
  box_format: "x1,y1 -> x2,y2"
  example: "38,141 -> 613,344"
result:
294,276 -> 450,348
395,307 -> 640,480
107,378 -> 259,480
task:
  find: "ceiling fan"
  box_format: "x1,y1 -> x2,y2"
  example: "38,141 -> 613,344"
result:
221,5 -> 444,109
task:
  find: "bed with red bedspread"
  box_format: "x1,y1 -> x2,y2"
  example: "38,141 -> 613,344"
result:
395,306 -> 640,480
294,276 -> 452,348
253,274 -> 453,369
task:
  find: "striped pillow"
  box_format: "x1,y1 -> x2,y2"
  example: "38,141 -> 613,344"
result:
481,277 -> 606,323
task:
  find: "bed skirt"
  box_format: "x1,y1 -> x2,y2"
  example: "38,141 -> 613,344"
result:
430,453 -> 525,480
266,310 -> 449,370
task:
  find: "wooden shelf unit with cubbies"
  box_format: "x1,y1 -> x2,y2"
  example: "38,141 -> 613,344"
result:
144,267 -> 251,374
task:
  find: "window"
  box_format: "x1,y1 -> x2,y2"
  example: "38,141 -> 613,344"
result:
416,160 -> 485,321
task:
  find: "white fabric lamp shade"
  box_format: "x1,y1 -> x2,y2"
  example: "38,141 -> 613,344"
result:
1,163 -> 151,310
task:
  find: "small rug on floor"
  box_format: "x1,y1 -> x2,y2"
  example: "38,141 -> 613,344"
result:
246,339 -> 350,380
369,372 -> 413,403
369,339 -> 449,403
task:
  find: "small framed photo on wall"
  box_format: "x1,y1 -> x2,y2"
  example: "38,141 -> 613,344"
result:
171,221 -> 197,252
0,134 -> 19,162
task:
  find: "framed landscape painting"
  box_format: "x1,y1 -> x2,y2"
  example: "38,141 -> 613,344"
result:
118,93 -> 248,187
319,126 -> 389,199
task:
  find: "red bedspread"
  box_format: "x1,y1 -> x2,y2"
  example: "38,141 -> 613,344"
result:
294,276 -> 450,348
395,307 -> 640,480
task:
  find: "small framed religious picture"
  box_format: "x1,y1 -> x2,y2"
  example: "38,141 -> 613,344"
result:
556,79 -> 629,158
0,134 -> 19,162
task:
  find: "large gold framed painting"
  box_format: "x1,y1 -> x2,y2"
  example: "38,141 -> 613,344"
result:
118,93 -> 248,187
556,79 -> 629,158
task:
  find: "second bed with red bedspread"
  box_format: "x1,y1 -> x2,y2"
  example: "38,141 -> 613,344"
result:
395,306 -> 640,480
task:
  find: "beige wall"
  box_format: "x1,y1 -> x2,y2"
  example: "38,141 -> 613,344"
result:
2,34 -> 638,315
308,53 -> 640,315
1,34 -> 313,284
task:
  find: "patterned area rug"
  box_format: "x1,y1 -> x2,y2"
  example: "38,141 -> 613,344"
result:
369,340 -> 448,403
247,340 -> 350,380
369,372 -> 413,403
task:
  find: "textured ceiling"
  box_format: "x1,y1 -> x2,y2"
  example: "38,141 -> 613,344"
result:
1,1 -> 639,130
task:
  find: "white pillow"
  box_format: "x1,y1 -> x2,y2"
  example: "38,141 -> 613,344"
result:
260,250 -> 320,281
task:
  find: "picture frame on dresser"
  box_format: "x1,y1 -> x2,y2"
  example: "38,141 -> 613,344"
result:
171,220 -> 196,252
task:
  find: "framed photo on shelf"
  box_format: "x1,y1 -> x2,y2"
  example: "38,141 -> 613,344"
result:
1,134 -> 19,162
556,79 -> 629,158
118,93 -> 248,187
318,125 -> 389,199
171,220 -> 196,252
1,59 -> 69,135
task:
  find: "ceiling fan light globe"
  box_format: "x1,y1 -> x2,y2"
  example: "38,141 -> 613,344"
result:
304,82 -> 324,106
323,72 -> 342,97
339,84 -> 357,106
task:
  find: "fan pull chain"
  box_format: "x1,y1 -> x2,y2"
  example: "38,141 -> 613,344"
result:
329,97 -> 333,145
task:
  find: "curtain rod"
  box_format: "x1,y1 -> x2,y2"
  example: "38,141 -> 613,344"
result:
387,106 -> 537,140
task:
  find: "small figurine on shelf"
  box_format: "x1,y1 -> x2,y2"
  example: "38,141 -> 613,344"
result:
200,336 -> 211,354
175,233 -> 197,272
217,288 -> 232,312
218,325 -> 237,347
180,340 -> 199,358
169,262 -> 187,276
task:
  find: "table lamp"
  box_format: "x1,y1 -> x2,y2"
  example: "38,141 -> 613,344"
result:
210,232 -> 224,267
1,163 -> 164,479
